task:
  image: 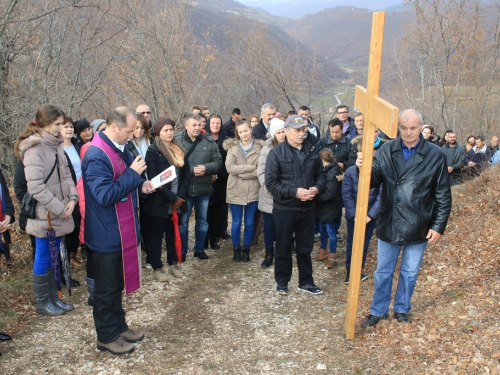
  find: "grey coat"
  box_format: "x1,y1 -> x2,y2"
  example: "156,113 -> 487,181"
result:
19,131 -> 78,238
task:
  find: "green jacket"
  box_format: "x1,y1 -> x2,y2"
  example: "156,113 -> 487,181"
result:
175,131 -> 222,197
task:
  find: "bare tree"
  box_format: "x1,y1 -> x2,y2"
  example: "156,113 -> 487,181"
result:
386,0 -> 500,140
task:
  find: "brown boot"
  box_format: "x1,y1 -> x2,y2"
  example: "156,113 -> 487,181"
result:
326,252 -> 338,268
312,248 -> 328,262
70,252 -> 85,268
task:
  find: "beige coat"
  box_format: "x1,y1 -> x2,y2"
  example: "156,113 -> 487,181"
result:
257,137 -> 275,214
19,131 -> 78,238
223,138 -> 264,206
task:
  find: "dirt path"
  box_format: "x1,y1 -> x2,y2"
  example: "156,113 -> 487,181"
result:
0,231 -> 385,374
2,191 -> 500,375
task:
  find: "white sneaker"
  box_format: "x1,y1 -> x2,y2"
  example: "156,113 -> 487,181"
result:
153,268 -> 169,282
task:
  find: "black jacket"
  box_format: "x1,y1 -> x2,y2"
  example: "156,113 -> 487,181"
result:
316,134 -> 353,170
343,117 -> 355,136
252,119 -> 269,141
143,142 -> 190,218
14,159 -> 28,231
0,168 -> 15,245
314,163 -> 342,223
265,139 -> 326,211
442,143 -> 466,185
223,119 -> 236,139
204,124 -> 228,205
370,135 -> 452,245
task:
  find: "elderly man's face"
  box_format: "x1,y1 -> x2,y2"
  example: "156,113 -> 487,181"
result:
136,105 -> 151,121
286,126 -> 307,147
491,136 -> 499,147
399,112 -> 422,148
261,107 -> 276,126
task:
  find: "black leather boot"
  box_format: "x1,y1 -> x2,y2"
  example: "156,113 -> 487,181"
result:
32,273 -> 65,316
48,269 -> 74,312
233,245 -> 241,262
210,237 -> 221,250
241,246 -> 251,263
261,247 -> 274,268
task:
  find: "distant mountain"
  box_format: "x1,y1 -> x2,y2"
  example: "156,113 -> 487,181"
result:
280,6 -> 413,68
189,0 -> 346,77
237,0 -> 404,18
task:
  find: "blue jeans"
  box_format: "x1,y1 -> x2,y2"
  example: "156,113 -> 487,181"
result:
319,221 -> 340,253
229,202 -> 258,246
263,212 -> 275,249
345,219 -> 377,270
179,195 -> 210,254
34,237 -> 62,275
370,239 -> 428,317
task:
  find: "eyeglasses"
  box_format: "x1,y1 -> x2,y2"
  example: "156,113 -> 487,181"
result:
337,111 -> 349,115
137,111 -> 151,115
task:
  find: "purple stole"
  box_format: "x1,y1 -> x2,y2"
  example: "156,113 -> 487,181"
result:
91,134 -> 141,294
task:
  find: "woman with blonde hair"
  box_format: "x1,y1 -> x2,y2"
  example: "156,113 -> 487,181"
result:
15,104 -> 78,316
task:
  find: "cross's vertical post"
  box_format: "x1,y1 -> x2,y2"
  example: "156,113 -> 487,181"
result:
344,12 -> 399,340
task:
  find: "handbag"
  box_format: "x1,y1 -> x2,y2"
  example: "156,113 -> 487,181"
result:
19,154 -> 59,219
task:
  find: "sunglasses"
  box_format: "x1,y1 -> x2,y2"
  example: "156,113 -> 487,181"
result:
137,111 -> 151,115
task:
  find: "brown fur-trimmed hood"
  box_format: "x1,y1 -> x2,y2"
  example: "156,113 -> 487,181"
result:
222,137 -> 265,151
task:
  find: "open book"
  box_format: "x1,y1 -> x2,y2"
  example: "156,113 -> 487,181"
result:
149,165 -> 177,191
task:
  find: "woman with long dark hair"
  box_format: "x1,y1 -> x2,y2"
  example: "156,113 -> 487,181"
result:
15,104 -> 78,316
144,117 -> 189,281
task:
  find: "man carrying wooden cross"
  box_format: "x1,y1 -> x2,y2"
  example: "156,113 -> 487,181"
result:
357,109 -> 452,327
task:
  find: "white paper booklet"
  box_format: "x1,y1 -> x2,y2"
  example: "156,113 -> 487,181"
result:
150,165 -> 177,190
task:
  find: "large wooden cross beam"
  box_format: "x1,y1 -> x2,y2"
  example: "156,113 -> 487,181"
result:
344,11 -> 399,340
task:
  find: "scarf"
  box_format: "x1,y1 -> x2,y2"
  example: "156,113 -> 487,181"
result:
473,144 -> 487,154
155,136 -> 186,168
374,137 -> 381,149
239,139 -> 254,158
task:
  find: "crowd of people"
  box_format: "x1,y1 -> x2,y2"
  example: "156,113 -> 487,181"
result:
0,101 -> 497,356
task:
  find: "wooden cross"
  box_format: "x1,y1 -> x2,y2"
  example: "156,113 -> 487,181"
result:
344,11 -> 399,340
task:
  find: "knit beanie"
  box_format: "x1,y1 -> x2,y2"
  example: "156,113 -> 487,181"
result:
153,117 -> 176,137
90,119 -> 106,134
74,118 -> 91,135
270,118 -> 285,138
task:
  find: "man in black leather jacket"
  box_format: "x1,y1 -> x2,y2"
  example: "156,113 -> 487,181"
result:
265,115 -> 326,295
360,109 -> 452,327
